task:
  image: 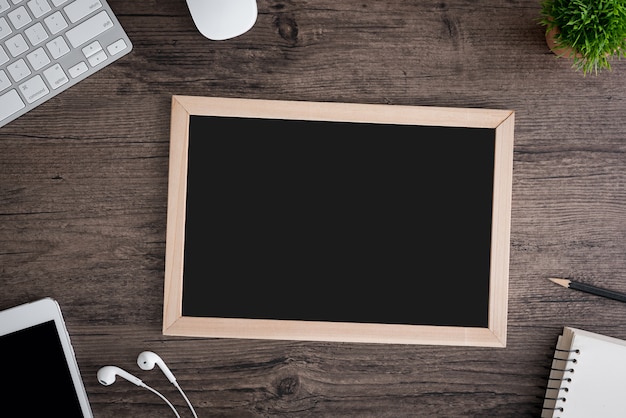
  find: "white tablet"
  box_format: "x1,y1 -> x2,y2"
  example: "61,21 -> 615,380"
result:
0,298 -> 93,417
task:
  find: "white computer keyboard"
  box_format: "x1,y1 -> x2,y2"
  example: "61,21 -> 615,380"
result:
0,0 -> 132,128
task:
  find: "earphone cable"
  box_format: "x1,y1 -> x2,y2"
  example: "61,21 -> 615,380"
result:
143,383 -> 182,418
174,381 -> 199,418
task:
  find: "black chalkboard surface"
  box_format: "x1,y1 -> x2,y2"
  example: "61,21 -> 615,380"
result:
163,96 -> 514,347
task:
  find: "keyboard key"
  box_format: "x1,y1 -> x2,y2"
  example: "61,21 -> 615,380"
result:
68,60 -> 87,77
8,5 -> 32,29
7,57 -> 30,82
26,46 -> 50,69
65,10 -> 111,47
5,33 -> 28,57
0,16 -> 11,40
0,0 -> 10,13
0,89 -> 26,122
45,35 -> 69,58
43,62 -> 68,88
19,74 -> 49,103
107,38 -> 126,55
81,39 -> 100,57
27,0 -> 51,18
87,49 -> 104,66
24,21 -> 48,45
43,10 -> 67,34
64,0 -> 101,23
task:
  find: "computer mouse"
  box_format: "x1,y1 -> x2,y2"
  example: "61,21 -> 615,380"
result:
185,0 -> 258,41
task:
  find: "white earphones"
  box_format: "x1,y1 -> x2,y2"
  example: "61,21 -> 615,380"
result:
96,365 -> 181,418
97,352 -> 197,418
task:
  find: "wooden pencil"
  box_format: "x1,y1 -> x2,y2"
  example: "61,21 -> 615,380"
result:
549,277 -> 626,303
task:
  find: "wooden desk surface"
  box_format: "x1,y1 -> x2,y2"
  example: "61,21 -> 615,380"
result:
1,1 -> 625,416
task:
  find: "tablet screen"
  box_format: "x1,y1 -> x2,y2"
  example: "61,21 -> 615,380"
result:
2,320 -> 86,416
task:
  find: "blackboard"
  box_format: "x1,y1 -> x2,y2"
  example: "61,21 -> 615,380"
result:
163,96 -> 514,347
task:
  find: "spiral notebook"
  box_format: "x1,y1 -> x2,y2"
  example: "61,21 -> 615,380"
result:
542,326 -> 626,417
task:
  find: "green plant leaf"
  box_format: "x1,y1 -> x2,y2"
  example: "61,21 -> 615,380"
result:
540,0 -> 626,74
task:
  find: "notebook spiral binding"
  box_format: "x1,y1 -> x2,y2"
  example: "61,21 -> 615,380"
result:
542,348 -> 581,417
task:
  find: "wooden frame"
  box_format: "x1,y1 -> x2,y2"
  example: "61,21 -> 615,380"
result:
163,95 -> 514,347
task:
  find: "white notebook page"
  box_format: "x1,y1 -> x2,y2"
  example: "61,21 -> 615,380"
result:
542,327 -> 626,417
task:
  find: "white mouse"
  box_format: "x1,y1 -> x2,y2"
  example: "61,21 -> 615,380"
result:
185,0 -> 258,41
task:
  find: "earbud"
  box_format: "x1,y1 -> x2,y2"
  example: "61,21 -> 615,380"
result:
97,365 -> 144,387
137,351 -> 177,384
137,351 -> 198,418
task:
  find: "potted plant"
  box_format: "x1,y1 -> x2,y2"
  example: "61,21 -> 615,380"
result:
539,0 -> 626,75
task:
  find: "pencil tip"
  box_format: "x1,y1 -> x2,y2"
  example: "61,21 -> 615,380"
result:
548,277 -> 571,287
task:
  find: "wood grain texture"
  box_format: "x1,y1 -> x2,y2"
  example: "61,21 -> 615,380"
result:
1,0 -> 625,416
